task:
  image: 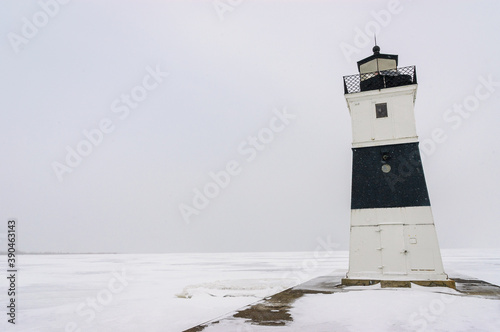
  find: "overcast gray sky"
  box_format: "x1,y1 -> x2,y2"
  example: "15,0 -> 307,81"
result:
1,0 -> 499,253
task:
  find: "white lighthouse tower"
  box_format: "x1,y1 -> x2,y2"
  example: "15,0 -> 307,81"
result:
342,45 -> 454,288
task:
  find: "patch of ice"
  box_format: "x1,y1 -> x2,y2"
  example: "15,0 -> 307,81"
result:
176,278 -> 296,299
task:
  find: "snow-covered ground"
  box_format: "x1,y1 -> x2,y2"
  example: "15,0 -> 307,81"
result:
1,249 -> 499,331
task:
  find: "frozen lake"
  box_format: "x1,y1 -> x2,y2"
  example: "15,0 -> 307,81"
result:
1,249 -> 499,331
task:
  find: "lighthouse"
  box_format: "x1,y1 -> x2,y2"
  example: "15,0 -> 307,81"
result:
342,45 -> 454,288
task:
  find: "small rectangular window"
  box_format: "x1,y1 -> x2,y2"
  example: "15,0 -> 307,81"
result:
376,103 -> 388,118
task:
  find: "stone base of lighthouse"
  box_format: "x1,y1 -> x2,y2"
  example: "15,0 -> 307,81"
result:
341,278 -> 456,289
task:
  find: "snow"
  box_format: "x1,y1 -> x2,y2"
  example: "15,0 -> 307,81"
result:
1,249 -> 499,331
288,287 -> 500,332
204,287 -> 500,332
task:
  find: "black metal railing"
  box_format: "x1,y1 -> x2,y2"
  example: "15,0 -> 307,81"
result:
343,65 -> 417,94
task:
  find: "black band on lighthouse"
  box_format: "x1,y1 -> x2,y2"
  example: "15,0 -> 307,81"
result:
351,142 -> 431,209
